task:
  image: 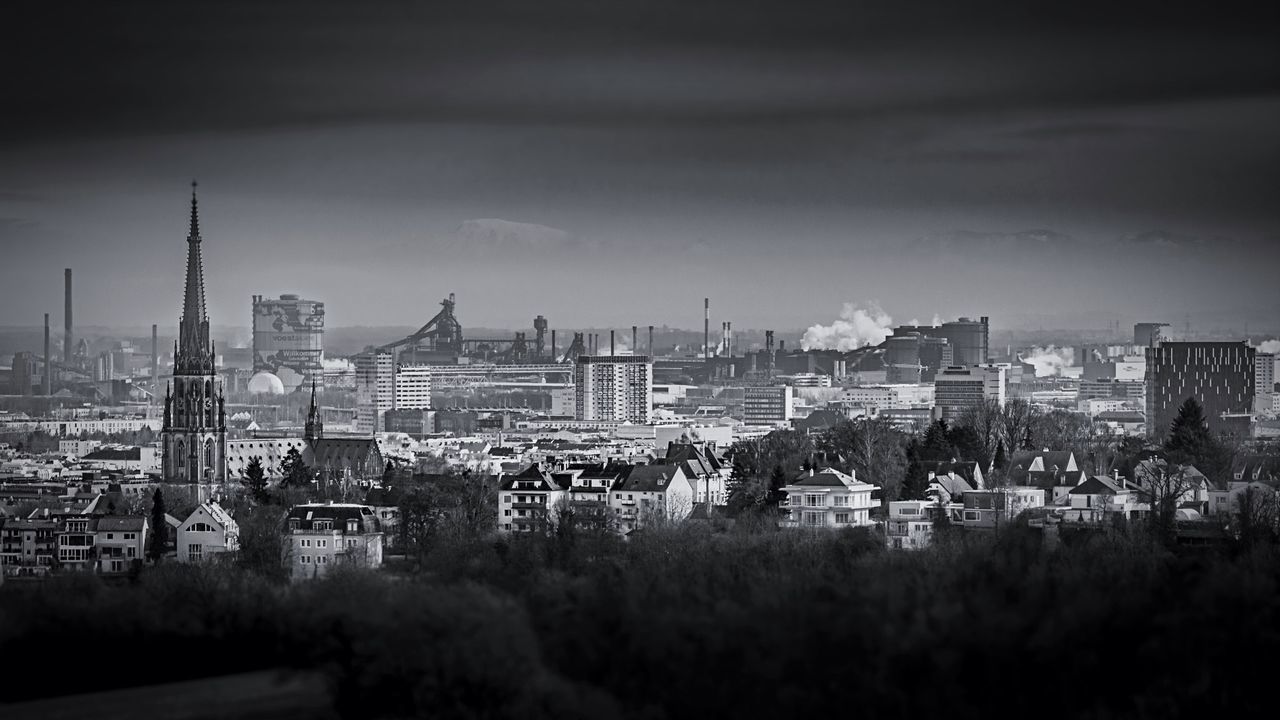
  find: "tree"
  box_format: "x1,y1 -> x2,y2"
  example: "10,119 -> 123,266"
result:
243,456 -> 269,503
147,488 -> 168,562
1163,397 -> 1233,486
821,418 -> 907,503
1137,460 -> 1199,547
956,399 -> 1003,471
726,430 -> 815,512
280,447 -> 314,488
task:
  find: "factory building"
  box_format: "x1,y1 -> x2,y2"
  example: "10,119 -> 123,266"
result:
890,318 -> 985,375
840,384 -> 935,410
1134,322 -> 1169,348
1145,342 -> 1254,439
742,385 -> 794,426
934,365 -> 1006,421
252,293 -> 325,392
574,355 -> 653,423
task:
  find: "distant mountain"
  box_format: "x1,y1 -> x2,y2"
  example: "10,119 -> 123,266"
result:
901,229 -> 1077,254
445,219 -> 583,254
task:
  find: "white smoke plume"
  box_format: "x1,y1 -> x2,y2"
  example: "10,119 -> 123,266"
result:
1258,339 -> 1280,355
1021,345 -> 1075,377
802,303 -> 893,351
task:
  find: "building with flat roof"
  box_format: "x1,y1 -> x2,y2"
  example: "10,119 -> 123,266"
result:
574,355 -> 653,423
933,365 -> 1005,421
742,385 -> 794,425
1145,342 -> 1254,439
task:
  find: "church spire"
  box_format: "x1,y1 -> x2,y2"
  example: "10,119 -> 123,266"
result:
176,181 -> 212,374
305,378 -> 324,443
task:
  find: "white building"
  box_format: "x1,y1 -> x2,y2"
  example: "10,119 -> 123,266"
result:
840,384 -> 935,410
609,464 -> 696,533
934,365 -> 1006,421
742,385 -> 794,425
177,501 -> 240,563
885,500 -> 938,549
498,463 -> 571,533
59,439 -> 103,457
574,355 -> 653,423
790,373 -> 832,388
783,468 -> 878,528
285,503 -> 384,580
393,364 -> 433,412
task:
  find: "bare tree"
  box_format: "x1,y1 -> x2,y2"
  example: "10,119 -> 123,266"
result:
1137,460 -> 1199,547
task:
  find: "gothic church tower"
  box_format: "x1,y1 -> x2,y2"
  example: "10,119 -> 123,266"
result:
162,182 -> 227,483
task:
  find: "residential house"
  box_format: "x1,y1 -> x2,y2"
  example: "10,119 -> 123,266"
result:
609,464 -> 696,533
177,502 -> 240,563
93,516 -> 148,574
885,500 -> 938,549
1061,475 -> 1145,523
0,517 -> 58,576
285,503 -> 384,580
1008,450 -> 1087,502
656,441 -> 729,505
498,463 -> 571,533
926,460 -> 985,491
783,468 -> 878,528
961,487 -> 1044,530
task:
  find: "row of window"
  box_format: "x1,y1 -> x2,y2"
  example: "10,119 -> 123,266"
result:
298,555 -> 331,565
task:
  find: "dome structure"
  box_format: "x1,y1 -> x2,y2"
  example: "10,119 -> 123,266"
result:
247,371 -> 285,395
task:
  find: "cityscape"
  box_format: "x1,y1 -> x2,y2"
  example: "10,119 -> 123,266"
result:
2,0 -> 1279,718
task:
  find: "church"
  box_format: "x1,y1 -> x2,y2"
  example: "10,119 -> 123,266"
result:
161,183 -> 228,484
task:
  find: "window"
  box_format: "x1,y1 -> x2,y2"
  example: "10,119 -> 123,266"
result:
899,507 -> 918,515
346,538 -> 357,548
835,513 -> 850,524
833,496 -> 849,507
188,522 -> 215,533
802,511 -> 825,527
504,496 -> 511,503
805,494 -> 823,507
300,539 -> 312,548
963,511 -> 979,522
504,510 -> 510,516
188,544 -> 203,562
317,539 -> 327,548
300,555 -> 312,564
318,556 -> 329,565
107,533 -> 114,539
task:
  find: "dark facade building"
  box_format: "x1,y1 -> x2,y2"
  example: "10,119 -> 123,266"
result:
161,184 -> 228,483
1145,342 -> 1254,440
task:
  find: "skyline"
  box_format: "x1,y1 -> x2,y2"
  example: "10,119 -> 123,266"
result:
3,0 -> 1278,330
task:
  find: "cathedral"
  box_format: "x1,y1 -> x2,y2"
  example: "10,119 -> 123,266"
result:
162,183 -> 228,483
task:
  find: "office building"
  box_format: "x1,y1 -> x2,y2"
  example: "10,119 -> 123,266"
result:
1255,352 -> 1275,414
840,384 -> 935,410
934,365 -> 1006,421
574,354 -> 653,423
790,373 -> 832,388
743,385 -> 794,425
1145,342 -> 1254,439
252,293 -> 325,392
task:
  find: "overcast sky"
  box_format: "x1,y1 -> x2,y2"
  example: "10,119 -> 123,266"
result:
2,0 -> 1278,334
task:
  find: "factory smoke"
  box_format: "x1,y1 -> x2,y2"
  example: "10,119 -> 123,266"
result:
802,302 -> 893,351
1022,345 -> 1075,377
1257,339 -> 1280,355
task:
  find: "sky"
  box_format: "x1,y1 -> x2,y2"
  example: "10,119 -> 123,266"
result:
2,0 -> 1278,335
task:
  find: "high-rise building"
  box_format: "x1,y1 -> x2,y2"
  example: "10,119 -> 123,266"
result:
743,385 -> 794,425
934,365 -> 1005,421
161,184 -> 227,484
1254,352 -> 1275,414
354,350 -> 394,434
252,293 -> 325,392
1145,342 -> 1254,439
574,355 -> 653,423
392,365 -> 433,414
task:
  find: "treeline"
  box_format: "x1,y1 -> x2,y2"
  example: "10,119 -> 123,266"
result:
2,525 -> 1279,717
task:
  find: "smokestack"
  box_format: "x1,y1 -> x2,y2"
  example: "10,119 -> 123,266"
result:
64,268 -> 72,365
704,298 -> 709,362
727,321 -> 733,357
551,330 -> 557,362
610,330 -> 615,355
648,325 -> 654,357
152,324 -> 159,403
43,313 -> 52,396
632,326 -> 637,355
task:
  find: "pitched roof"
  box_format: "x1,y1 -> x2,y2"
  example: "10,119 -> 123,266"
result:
788,467 -> 873,490
95,516 -> 146,532
613,465 -> 688,493
1070,476 -> 1124,495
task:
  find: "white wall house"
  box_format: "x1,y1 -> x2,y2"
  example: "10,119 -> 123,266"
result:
177,502 -> 240,563
885,500 -> 937,549
783,468 -> 878,528
608,464 -> 696,533
285,503 -> 384,580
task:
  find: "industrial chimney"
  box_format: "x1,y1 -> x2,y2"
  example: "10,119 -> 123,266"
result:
610,330 -> 615,355
64,268 -> 72,365
632,326 -> 637,355
551,329 -> 557,362
648,325 -> 654,357
704,298 -> 710,362
43,313 -> 52,396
